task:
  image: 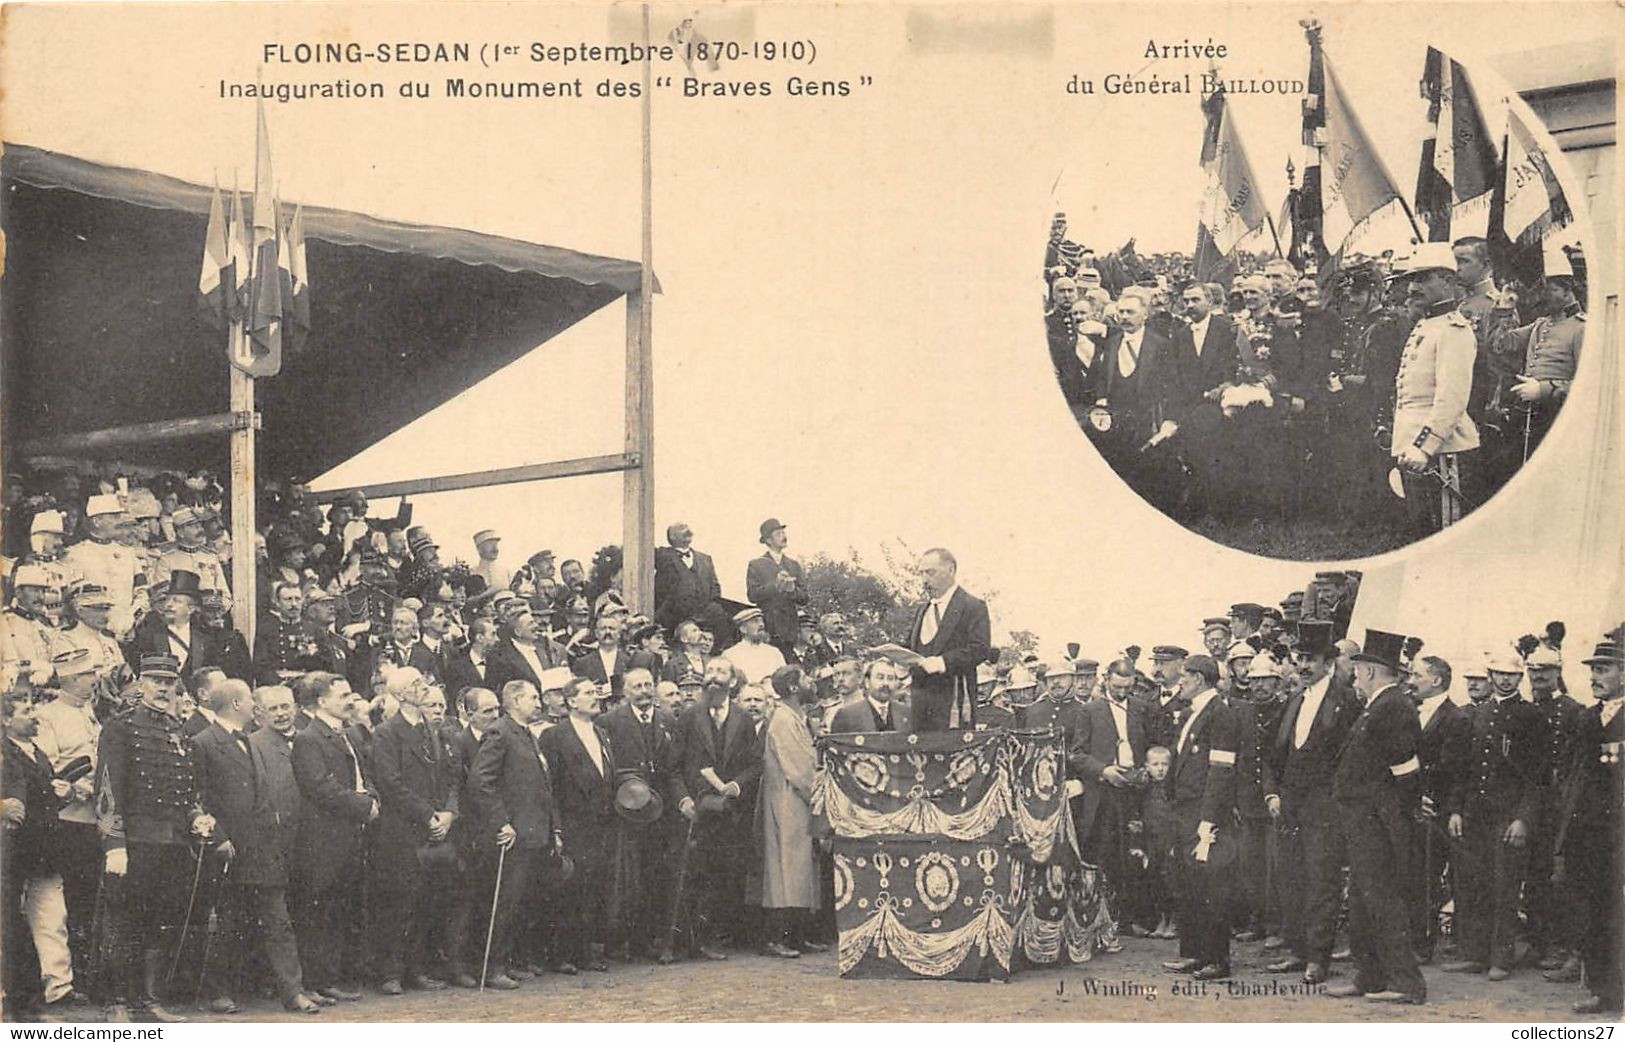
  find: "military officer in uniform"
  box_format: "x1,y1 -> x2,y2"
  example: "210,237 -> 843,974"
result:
159,507 -> 229,598
1144,645 -> 1190,749
64,494 -> 147,640
60,584 -> 131,692
1016,658 -> 1086,740
1442,650 -> 1546,981
1495,273 -> 1585,460
1387,244 -> 1480,534
1232,651 -> 1285,943
95,653 -> 216,1023
1525,643 -> 1587,978
1554,639 -> 1623,1014
255,580 -> 316,685
2,564 -> 68,691
23,510 -> 78,595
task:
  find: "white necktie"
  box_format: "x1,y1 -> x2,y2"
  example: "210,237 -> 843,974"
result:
921,602 -> 942,645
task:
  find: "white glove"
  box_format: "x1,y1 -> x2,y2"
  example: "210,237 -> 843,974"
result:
1064,779 -> 1084,798
105,848 -> 129,876
1193,821 -> 1217,864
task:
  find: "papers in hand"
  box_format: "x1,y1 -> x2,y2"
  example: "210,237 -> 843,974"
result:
869,643 -> 925,668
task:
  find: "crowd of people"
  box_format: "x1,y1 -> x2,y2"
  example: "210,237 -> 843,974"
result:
0,463 -> 1618,1021
1042,215 -> 1587,537
987,600 -> 1622,1015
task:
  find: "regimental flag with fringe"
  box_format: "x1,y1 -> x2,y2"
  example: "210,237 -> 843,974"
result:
285,203 -> 310,353
241,101 -> 283,377
197,181 -> 231,332
1317,52 -> 1405,260
1193,80 -> 1267,284
1415,47 -> 1498,242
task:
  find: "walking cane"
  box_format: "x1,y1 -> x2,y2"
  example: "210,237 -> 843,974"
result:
666,816 -> 698,954
479,843 -> 508,992
167,842 -> 208,988
196,857 -> 231,1002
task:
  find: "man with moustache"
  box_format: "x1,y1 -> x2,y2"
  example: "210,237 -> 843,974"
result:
1553,638 -> 1624,1013
653,523 -> 724,639
904,548 -> 991,732
745,519 -> 809,657
540,677 -> 618,974
571,613 -> 632,698
438,686 -> 500,987
1524,643 -> 1587,978
757,666 -> 826,957
599,666 -> 679,963
95,654 -> 216,1023
1408,655 -> 1469,964
1067,658 -> 1149,931
1086,293 -> 1182,508
723,607 -> 786,687
661,620 -> 711,689
3,686 -> 70,1019
485,605 -> 568,695
1017,658 -> 1085,739
1144,645 -> 1190,750
469,680 -> 562,989
671,659 -> 763,959
1232,653 -> 1286,943
1322,630 -> 1426,1006
1387,245 -> 1480,533
1442,651 -> 1545,982
831,658 -> 912,733
1265,621 -> 1360,984
255,581 -> 313,684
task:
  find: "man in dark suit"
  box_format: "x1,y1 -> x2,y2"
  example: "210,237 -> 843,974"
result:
290,673 -> 378,1003
1232,654 -> 1287,943
671,658 -> 764,958
439,686 -> 500,987
653,523 -> 724,638
598,667 -> 679,962
1142,645 -> 1191,751
1441,652 -> 1546,981
1265,622 -> 1360,982
469,679 -> 561,989
571,615 -> 632,698
829,658 -> 911,733
1556,639 -> 1623,1014
192,679 -> 319,1014
1086,293 -> 1183,509
745,518 -> 808,656
444,620 -> 500,704
1322,630 -> 1427,1005
1068,658 -> 1149,927
904,548 -> 991,732
484,607 -> 567,697
1408,655 -> 1470,963
368,668 -> 460,995
248,686 -> 305,919
3,690 -> 65,1018
540,677 -> 619,973
409,603 -> 455,683
1160,654 -> 1239,981
127,570 -> 225,684
1169,285 -> 1239,509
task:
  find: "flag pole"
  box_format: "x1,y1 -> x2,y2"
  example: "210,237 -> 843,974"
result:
1266,214 -> 1284,259
622,5 -> 656,616
230,108 -> 260,646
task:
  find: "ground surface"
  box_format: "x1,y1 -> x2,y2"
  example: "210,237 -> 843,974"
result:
46,934 -> 1614,1024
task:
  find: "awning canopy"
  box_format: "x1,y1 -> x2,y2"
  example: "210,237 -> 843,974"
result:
2,142 -> 652,481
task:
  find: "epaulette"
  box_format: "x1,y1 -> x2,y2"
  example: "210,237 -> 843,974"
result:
1445,311 -> 1471,328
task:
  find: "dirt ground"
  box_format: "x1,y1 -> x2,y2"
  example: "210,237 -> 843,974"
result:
52,933 -> 1616,1024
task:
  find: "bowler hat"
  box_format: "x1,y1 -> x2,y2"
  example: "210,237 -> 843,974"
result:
614,776 -> 665,825
1352,629 -> 1409,672
758,518 -> 786,542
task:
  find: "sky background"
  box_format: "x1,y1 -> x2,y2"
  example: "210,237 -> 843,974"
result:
2,2 -> 1618,695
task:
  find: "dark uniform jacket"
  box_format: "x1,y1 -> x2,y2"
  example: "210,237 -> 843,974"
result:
1232,699 -> 1282,821
3,737 -> 65,877
1143,689 -> 1190,753
1445,694 -> 1547,826
291,714 -> 376,889
253,612 -> 318,684
96,704 -> 203,851
1168,691 -> 1239,828
192,720 -> 284,886
369,711 -> 459,868
1552,702 -> 1622,885
469,715 -> 559,851
1533,694 -> 1588,794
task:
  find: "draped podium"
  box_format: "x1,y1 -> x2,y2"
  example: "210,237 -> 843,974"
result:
814,729 -> 1114,980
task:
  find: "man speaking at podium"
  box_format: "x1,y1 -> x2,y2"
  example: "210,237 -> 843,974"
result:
904,548 -> 991,732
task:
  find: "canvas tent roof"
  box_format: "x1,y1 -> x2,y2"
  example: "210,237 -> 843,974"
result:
2,142 -> 652,481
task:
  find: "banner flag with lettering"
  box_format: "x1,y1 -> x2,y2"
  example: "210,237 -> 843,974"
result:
1193,81 -> 1267,284
1316,53 -> 1405,259
229,185 -> 252,325
197,181 -> 231,332
1414,46 -> 1498,241
1487,102 -> 1576,288
285,203 -> 311,353
241,100 -> 283,377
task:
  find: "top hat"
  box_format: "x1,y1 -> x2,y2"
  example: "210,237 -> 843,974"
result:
1352,629 -> 1409,672
1294,620 -> 1335,657
166,570 -> 204,601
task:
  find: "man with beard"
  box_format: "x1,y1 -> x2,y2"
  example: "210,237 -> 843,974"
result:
469,680 -> 561,989
671,659 -> 763,959
1068,658 -> 1149,931
1408,655 -> 1469,964
599,667 -> 679,963
830,657 -> 911,733
756,666 -> 825,958
1387,245 -> 1480,533
1553,638 -> 1624,1013
95,654 -> 216,1023
1266,621 -> 1360,984
540,677 -> 618,974
1322,630 -> 1426,1006
1442,651 -> 1545,982
1161,654 -> 1238,981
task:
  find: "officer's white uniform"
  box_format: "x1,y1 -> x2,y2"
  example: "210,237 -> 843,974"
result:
1393,306 -> 1480,460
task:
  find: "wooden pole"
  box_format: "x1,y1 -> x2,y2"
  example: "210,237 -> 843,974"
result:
14,412 -> 255,458
622,3 -> 656,617
229,336 -> 258,647
310,453 -> 641,504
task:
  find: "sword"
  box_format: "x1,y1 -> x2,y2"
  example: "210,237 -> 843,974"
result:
167,843 -> 208,988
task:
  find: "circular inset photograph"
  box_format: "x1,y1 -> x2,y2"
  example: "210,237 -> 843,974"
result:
1042,23 -> 1601,561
